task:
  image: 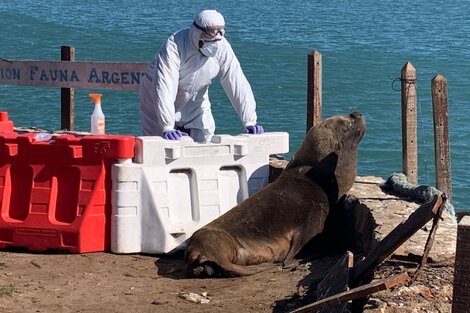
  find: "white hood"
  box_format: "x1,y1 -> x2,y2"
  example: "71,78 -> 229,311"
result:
190,9 -> 225,48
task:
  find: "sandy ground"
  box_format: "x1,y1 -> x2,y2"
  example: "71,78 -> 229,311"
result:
0,247 -> 454,313
0,177 -> 457,313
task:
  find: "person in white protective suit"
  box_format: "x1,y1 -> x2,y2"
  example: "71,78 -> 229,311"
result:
139,9 -> 264,142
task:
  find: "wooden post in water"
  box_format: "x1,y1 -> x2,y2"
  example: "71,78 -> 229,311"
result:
61,46 -> 75,130
306,50 -> 322,132
401,62 -> 418,184
431,74 -> 452,202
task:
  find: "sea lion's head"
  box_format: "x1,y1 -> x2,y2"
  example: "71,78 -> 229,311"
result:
286,112 -> 365,194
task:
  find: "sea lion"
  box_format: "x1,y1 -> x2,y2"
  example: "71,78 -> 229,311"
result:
184,112 -> 365,277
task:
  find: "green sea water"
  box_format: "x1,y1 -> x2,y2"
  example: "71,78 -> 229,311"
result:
0,0 -> 469,210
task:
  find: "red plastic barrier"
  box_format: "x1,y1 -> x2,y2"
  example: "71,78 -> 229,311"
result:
0,132 -> 135,253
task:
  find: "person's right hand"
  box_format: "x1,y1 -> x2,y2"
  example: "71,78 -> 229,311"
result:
162,129 -> 188,140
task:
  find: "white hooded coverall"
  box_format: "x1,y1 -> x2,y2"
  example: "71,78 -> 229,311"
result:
139,10 -> 258,142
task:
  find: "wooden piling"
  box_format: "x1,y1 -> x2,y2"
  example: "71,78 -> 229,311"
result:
401,62 -> 418,184
431,74 -> 452,202
453,216 -> 470,312
60,46 -> 75,131
306,50 -> 322,132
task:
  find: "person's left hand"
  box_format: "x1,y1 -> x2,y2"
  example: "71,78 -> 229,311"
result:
244,124 -> 264,134
162,129 -> 188,140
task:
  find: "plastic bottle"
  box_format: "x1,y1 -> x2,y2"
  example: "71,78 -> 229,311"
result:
35,132 -> 53,141
89,93 -> 105,135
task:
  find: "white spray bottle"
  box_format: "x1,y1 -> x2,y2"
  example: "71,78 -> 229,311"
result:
89,93 -> 105,135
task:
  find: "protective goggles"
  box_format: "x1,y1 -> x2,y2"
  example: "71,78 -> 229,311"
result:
193,21 -> 225,38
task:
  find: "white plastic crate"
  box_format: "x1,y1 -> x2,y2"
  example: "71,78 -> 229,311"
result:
111,132 -> 289,254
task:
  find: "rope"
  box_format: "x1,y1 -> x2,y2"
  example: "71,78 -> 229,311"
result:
380,172 -> 456,223
391,77 -> 416,91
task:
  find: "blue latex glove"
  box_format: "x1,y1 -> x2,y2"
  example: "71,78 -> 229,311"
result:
244,124 -> 264,134
162,129 -> 188,140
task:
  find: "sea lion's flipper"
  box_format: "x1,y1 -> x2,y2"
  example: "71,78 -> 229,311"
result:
188,259 -> 280,278
187,260 -> 225,278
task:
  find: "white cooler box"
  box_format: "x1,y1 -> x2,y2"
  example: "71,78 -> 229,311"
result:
111,132 -> 289,254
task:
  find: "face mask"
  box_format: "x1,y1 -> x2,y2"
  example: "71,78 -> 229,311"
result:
199,40 -> 219,57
